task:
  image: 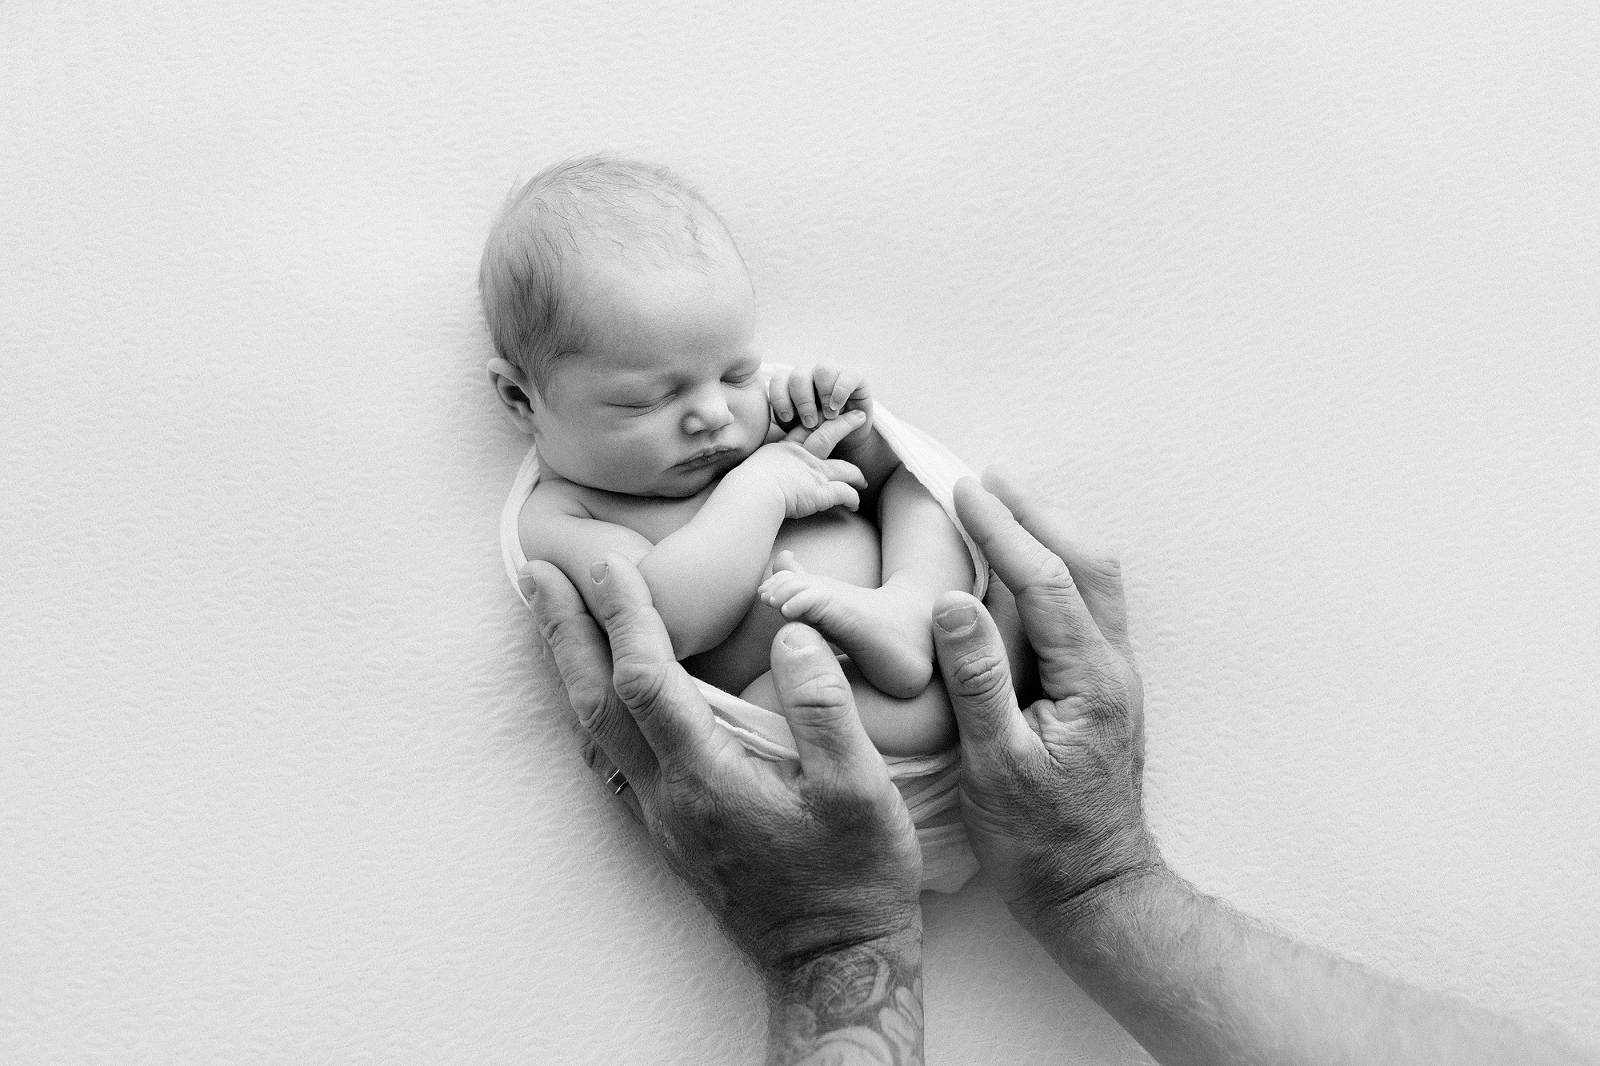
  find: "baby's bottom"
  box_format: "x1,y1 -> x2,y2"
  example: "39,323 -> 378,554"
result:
738,655 -> 958,759
743,660 -> 965,829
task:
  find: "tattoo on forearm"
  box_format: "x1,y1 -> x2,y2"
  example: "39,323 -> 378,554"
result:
767,943 -> 924,1066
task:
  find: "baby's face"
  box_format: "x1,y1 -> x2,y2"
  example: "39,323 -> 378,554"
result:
531,252 -> 770,498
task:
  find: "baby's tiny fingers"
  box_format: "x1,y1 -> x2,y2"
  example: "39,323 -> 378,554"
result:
789,371 -> 820,428
821,458 -> 867,489
800,409 -> 866,458
829,371 -> 867,415
768,368 -> 795,423
811,364 -> 841,413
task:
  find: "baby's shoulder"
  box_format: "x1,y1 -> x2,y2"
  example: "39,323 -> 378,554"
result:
525,475 -> 594,519
519,476 -> 667,563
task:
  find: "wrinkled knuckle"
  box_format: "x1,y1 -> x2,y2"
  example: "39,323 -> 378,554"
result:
1092,554 -> 1123,583
1026,550 -> 1075,592
784,672 -> 855,720
593,591 -> 631,630
951,649 -> 1010,700
1081,554 -> 1124,596
611,658 -> 669,713
1025,580 -> 1080,624
536,607 -> 574,649
572,685 -> 610,732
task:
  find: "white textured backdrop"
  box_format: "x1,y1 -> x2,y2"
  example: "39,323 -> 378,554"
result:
4,2 -> 1597,1062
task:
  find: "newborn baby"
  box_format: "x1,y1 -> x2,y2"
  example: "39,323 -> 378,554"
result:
482,155 -> 974,756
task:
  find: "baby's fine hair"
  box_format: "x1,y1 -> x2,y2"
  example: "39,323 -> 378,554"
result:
479,153 -> 740,396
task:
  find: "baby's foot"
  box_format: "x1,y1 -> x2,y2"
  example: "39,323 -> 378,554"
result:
758,551 -> 935,698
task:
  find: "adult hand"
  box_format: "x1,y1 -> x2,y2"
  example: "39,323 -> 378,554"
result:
930,469 -> 1161,935
928,473 -> 1596,1066
522,555 -> 927,1062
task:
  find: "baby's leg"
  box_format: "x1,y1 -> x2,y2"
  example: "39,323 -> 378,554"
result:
877,462 -> 977,630
759,465 -> 974,698
739,654 -> 958,758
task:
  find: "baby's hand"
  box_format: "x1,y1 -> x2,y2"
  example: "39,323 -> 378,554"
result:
768,364 -> 874,441
741,440 -> 867,519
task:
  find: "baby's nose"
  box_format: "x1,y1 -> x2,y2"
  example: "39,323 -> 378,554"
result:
682,385 -> 734,434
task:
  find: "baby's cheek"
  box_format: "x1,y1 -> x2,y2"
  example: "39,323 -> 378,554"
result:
740,394 -> 773,442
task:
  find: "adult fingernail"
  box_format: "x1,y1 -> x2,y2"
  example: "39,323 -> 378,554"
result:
777,625 -> 819,652
589,560 -> 608,584
935,602 -> 976,635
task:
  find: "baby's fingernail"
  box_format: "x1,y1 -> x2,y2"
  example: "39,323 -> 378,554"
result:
517,577 -> 539,603
589,560 -> 609,584
935,602 -> 977,635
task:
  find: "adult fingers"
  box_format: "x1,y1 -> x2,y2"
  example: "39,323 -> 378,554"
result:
800,409 -> 867,458
769,623 -> 883,776
788,368 -> 821,428
589,553 -> 732,773
767,366 -> 796,424
931,592 -> 1036,756
577,730 -> 647,825
953,478 -> 1118,703
981,468 -> 1131,654
520,561 -> 658,787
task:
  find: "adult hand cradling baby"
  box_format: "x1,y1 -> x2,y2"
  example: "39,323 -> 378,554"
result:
522,471 -> 1592,1066
521,467 -> 1152,1060
522,551 -> 929,1061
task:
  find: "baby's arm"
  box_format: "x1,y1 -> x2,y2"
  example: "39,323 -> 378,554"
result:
527,443 -> 867,659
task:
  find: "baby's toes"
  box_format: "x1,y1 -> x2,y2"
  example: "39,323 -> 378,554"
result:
772,550 -> 806,575
777,585 -> 828,621
759,573 -> 800,605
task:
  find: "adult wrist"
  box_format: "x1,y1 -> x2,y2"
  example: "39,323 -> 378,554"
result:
1025,856 -> 1174,967
763,921 -> 925,1066
1013,834 -> 1168,949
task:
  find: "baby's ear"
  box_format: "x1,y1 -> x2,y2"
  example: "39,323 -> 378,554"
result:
488,358 -> 538,434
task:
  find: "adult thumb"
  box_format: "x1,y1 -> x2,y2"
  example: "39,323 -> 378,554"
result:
932,592 -> 1031,754
770,622 -> 878,773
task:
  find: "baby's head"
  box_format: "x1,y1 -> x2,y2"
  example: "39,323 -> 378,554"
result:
481,155 -> 769,498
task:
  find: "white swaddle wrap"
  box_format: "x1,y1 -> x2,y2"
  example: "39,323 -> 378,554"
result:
502,394 -> 986,893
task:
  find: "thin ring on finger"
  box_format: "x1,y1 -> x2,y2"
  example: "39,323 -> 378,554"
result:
605,767 -> 630,796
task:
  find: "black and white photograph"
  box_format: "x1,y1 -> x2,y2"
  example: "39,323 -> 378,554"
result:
4,2 -> 1597,1062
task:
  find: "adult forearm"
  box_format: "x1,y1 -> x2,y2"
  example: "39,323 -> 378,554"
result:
640,468 -> 785,656
764,925 -> 925,1066
1035,867 -> 1591,1066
